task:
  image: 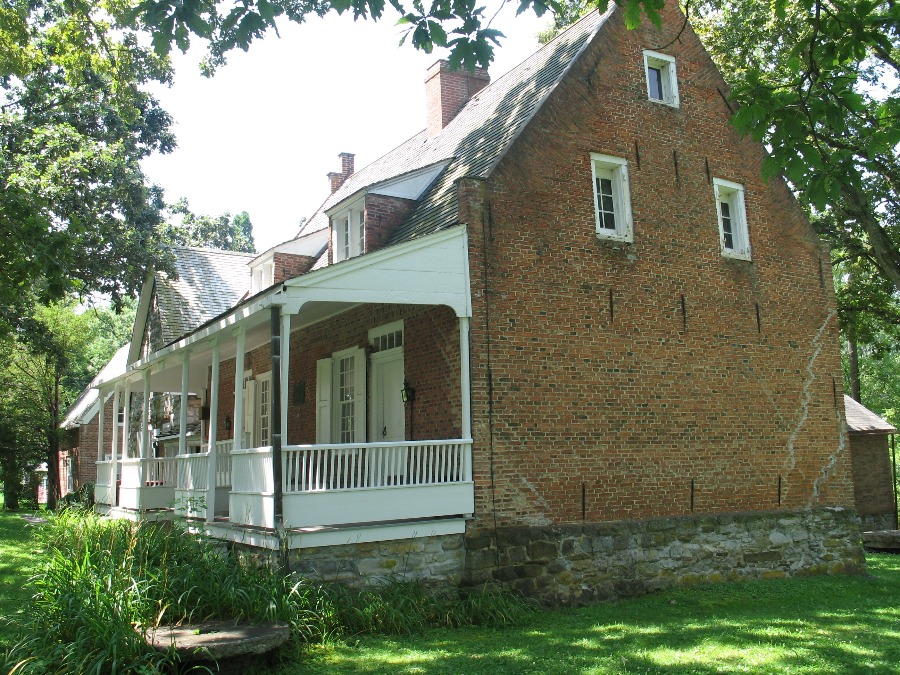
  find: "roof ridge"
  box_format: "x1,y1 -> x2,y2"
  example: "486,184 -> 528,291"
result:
167,244 -> 257,257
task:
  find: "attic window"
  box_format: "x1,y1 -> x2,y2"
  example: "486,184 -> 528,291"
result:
332,201 -> 365,263
250,260 -> 274,294
643,50 -> 679,107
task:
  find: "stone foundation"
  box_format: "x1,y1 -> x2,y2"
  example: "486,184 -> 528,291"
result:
282,534 -> 467,587
464,507 -> 866,605
860,511 -> 897,533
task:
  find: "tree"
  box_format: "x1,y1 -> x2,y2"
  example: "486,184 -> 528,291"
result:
0,0 -> 177,334
164,198 -> 257,253
0,301 -> 97,509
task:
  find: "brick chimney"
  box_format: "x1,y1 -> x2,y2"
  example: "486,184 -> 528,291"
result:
327,152 -> 356,193
425,60 -> 490,136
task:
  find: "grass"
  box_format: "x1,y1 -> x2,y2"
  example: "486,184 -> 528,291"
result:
0,505 -> 45,652
291,555 -> 900,674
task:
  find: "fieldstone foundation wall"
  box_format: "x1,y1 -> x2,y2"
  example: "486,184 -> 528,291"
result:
860,511 -> 897,532
284,534 -> 467,587
465,507 -> 866,605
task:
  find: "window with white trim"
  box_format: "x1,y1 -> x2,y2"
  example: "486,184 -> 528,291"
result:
332,201 -> 365,263
250,260 -> 274,294
590,153 -> 633,242
643,50 -> 679,107
713,178 -> 751,260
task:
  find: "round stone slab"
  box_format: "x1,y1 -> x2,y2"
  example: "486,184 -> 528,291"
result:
146,620 -> 290,661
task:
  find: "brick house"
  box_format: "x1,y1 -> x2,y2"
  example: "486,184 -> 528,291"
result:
844,395 -> 897,531
93,6 -> 864,602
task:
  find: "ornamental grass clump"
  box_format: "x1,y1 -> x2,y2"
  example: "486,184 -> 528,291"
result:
2,509 -> 531,673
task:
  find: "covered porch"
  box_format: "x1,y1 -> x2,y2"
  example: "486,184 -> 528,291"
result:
94,228 -> 475,546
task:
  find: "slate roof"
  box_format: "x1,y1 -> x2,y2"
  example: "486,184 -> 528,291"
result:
61,344 -> 129,428
294,7 -> 612,254
844,395 -> 896,434
154,247 -> 255,348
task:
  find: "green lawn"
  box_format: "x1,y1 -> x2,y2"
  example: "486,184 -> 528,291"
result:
292,555 -> 900,674
0,507 -> 44,651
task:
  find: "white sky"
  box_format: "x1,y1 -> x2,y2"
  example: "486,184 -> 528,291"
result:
140,4 -> 549,253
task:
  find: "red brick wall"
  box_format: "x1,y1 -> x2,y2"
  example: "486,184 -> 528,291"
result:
463,5 -> 852,528
364,194 -> 417,254
849,434 -> 895,518
214,304 -> 461,444
273,253 -> 317,283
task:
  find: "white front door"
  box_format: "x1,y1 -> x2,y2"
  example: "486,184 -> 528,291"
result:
370,349 -> 405,442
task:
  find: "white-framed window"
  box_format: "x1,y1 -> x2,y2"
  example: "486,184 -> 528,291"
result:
332,201 -> 365,263
316,347 -> 367,444
250,260 -> 274,294
256,372 -> 272,447
713,178 -> 751,260
590,153 -> 633,242
643,50 -> 679,107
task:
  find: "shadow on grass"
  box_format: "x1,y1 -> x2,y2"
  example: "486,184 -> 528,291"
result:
0,510 -> 44,649
296,555 -> 900,675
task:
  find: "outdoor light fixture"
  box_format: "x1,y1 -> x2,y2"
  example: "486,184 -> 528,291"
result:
224,414 -> 232,433
401,381 -> 416,403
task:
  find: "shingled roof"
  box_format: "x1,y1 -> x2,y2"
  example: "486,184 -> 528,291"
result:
294,7 -> 612,254
844,395 -> 896,435
154,247 -> 255,348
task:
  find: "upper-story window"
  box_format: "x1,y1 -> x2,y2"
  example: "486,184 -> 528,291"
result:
713,178 -> 751,260
250,259 -> 274,294
333,202 -> 365,263
591,153 -> 633,243
643,50 -> 679,107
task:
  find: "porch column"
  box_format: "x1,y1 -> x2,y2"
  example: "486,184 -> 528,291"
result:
270,306 -> 284,538
459,316 -> 472,439
179,351 -> 189,456
141,370 -> 151,460
281,312 -> 291,442
206,339 -> 220,523
111,384 -> 120,506
232,325 -> 246,451
121,382 -> 131,461
97,386 -> 106,463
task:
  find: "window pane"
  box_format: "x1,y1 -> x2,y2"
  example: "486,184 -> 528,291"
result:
596,175 -> 617,230
648,66 -> 664,100
338,356 -> 355,442
721,201 -> 734,249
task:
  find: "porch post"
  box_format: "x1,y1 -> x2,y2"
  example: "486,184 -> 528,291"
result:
232,326 -> 246,451
97,386 -> 106,463
141,370 -> 151,460
281,312 -> 291,443
206,339 -> 220,523
111,384 -> 120,506
270,307 -> 284,541
121,382 -> 131,461
459,316 -> 472,439
179,351 -> 189,456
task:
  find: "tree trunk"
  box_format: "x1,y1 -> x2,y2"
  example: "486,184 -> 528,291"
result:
0,455 -> 21,510
45,369 -> 61,510
848,338 -> 862,402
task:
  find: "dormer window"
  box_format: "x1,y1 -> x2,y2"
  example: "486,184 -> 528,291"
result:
643,50 -> 679,107
333,201 -> 365,263
250,258 -> 274,294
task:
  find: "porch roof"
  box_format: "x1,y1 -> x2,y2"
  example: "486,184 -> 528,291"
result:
96,227 -> 471,393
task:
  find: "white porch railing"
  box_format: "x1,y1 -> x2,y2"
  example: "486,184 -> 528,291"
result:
176,453 -> 208,491
95,460 -> 116,505
229,440 -> 474,530
282,440 -> 473,492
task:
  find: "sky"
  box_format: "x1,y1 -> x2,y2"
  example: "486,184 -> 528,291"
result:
140,4 -> 549,253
